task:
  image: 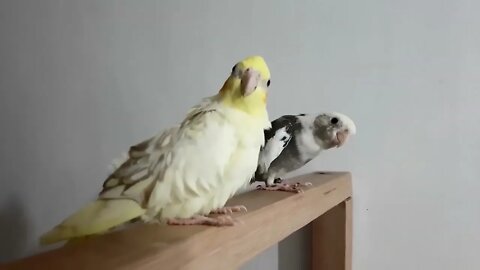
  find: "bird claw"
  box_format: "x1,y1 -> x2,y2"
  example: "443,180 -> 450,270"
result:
167,214 -> 236,226
209,205 -> 248,215
256,182 -> 312,193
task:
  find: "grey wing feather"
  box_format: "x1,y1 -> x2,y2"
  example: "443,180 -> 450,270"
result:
252,115 -> 302,183
99,128 -> 177,207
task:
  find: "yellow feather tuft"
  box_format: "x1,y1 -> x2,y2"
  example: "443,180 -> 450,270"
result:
218,55 -> 271,116
235,55 -> 271,80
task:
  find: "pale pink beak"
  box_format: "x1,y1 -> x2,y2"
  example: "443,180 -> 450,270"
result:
240,68 -> 261,96
335,130 -> 349,147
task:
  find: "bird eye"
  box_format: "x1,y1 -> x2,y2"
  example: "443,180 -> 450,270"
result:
267,80 -> 271,87
330,117 -> 339,124
232,65 -> 237,72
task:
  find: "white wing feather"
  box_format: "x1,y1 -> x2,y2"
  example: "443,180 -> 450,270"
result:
257,127 -> 292,174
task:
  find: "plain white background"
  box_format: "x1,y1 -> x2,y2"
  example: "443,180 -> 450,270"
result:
1,1 -> 479,269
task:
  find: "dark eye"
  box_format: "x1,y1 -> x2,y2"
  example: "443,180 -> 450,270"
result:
232,65 -> 236,72
267,80 -> 271,87
330,117 -> 339,124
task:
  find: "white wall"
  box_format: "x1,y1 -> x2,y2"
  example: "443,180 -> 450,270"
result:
1,1 -> 479,269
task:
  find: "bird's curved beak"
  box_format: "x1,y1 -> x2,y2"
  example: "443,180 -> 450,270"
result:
240,68 -> 261,96
335,130 -> 349,147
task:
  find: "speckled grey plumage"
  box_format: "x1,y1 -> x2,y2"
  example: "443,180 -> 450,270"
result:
252,112 -> 356,186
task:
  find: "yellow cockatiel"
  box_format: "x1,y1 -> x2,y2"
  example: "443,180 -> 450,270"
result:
40,56 -> 272,245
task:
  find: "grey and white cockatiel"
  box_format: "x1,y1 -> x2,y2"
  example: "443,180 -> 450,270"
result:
251,112 -> 356,192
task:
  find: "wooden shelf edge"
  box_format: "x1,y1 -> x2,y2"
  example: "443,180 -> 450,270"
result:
2,171 -> 352,270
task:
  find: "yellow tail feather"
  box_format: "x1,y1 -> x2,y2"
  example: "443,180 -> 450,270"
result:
39,199 -> 145,245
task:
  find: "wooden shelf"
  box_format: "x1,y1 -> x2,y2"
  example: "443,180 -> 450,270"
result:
2,171 -> 352,270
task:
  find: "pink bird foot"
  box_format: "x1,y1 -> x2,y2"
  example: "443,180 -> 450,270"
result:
210,205 -> 248,215
167,214 -> 235,226
256,182 -> 312,193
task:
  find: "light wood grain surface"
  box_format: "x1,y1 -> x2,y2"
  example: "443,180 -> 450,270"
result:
312,198 -> 352,270
1,171 -> 352,270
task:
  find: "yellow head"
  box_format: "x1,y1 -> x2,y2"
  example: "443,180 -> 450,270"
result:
219,56 -> 271,115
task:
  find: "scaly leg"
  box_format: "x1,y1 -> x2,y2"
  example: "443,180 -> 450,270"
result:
167,215 -> 235,226
210,205 -> 247,215
256,182 -> 313,193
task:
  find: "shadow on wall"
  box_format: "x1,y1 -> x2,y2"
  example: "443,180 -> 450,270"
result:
278,225 -> 312,270
0,195 -> 30,263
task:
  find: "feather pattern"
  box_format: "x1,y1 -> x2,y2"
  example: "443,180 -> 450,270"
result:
252,112 -> 356,186
255,115 -> 301,180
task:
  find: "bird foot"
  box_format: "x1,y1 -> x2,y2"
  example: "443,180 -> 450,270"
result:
209,205 -> 247,215
256,182 -> 312,193
167,214 -> 235,226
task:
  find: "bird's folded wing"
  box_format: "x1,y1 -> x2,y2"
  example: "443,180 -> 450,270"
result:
99,103 -> 238,208
258,115 -> 302,172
